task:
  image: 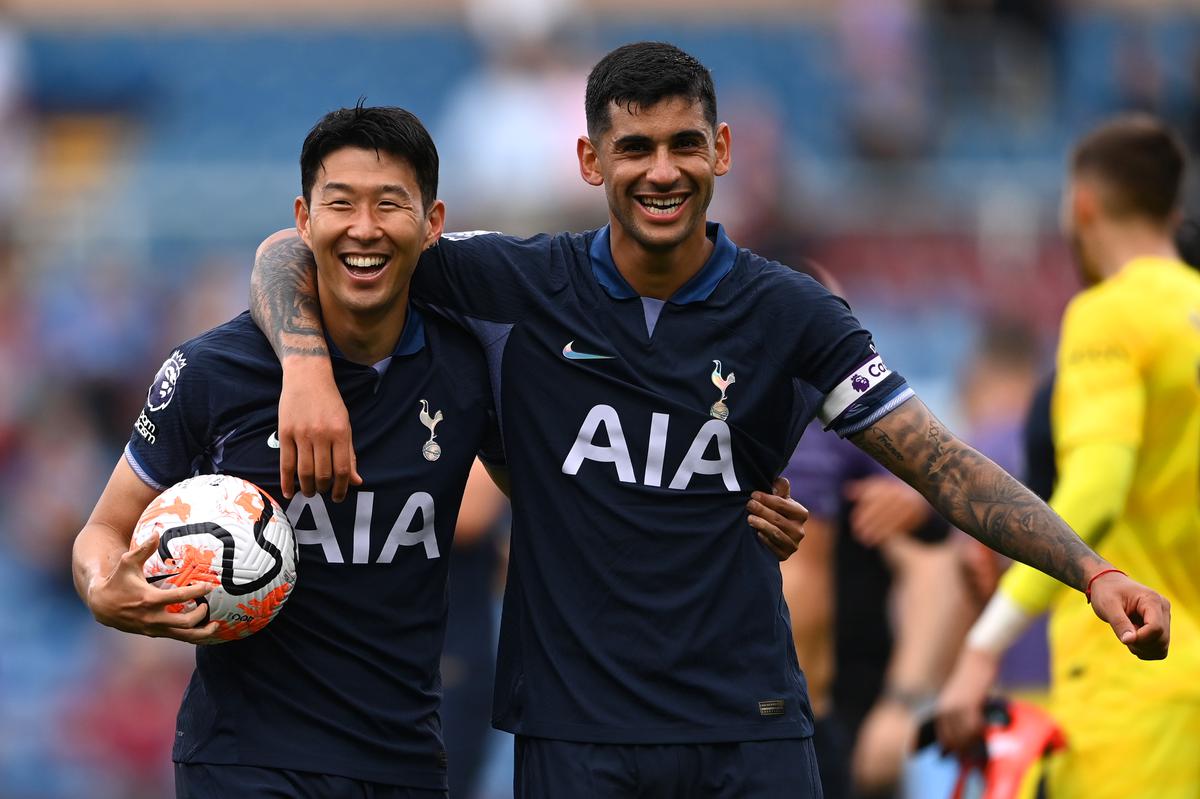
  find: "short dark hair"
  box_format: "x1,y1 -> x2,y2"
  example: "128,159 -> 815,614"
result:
300,102 -> 439,208
1071,114 -> 1186,223
585,42 -> 717,138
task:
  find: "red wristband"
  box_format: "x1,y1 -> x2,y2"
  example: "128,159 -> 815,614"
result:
1085,568 -> 1127,604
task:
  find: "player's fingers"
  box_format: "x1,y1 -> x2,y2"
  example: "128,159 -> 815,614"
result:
772,476 -> 790,499
350,444 -> 363,487
152,581 -> 215,607
748,511 -> 797,558
755,529 -> 792,561
295,437 -> 317,497
751,491 -> 808,526
155,602 -> 211,629
331,435 -> 353,503
279,435 -> 298,500
162,621 -> 221,644
312,439 -> 334,497
122,533 -> 160,568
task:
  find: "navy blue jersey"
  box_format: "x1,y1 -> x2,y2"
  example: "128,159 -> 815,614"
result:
411,223 -> 913,744
125,310 -> 499,788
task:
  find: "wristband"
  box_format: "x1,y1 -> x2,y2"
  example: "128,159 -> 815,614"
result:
1085,568 -> 1126,604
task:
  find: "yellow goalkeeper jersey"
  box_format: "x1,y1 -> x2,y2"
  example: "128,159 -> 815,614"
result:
1049,255 -> 1200,709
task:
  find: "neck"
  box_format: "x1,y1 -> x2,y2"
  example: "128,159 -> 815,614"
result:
608,219 -> 714,300
1089,222 -> 1178,281
320,289 -> 409,366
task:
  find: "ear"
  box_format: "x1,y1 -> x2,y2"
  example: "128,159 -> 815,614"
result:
294,196 -> 313,248
578,136 -> 604,187
1072,181 -> 1099,228
423,199 -> 446,250
713,122 -> 731,177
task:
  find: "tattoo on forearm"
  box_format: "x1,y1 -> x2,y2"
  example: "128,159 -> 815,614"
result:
249,235 -> 328,359
876,430 -> 905,463
851,404 -> 1104,591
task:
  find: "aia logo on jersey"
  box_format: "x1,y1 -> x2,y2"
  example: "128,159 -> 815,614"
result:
148,350 -> 187,412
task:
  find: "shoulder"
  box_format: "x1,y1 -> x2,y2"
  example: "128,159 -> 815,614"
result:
435,229 -> 574,260
157,313 -> 277,387
734,250 -> 847,309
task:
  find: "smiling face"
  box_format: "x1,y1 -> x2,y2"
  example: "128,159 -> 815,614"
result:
578,96 -> 730,255
295,146 -> 444,325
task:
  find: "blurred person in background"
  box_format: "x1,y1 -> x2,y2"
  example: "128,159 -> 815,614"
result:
253,40 -> 1168,798
781,263 -> 970,799
937,114 -> 1200,799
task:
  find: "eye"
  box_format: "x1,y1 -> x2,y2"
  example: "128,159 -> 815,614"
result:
328,199 -> 352,208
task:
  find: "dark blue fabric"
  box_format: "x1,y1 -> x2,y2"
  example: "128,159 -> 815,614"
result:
513,736 -> 824,798
410,228 -> 909,745
128,311 -> 496,787
174,762 -> 448,799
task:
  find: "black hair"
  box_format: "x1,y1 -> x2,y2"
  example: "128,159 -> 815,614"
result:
1071,114 -> 1186,224
300,102 -> 438,208
585,42 -> 717,138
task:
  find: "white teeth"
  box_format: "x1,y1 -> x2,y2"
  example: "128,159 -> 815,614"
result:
639,197 -> 684,215
344,255 -> 387,268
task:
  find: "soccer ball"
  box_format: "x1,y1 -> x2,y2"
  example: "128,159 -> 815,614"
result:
133,474 -> 297,643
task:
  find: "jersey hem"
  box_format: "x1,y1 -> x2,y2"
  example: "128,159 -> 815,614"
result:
493,718 -> 813,744
173,752 -> 447,790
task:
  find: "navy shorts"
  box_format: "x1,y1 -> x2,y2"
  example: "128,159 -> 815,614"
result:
175,763 -> 448,799
514,736 -> 823,798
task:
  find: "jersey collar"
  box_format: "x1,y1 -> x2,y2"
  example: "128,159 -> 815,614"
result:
589,221 -> 737,305
325,304 -> 426,376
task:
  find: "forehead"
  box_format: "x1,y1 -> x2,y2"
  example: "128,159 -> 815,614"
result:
603,96 -> 712,141
314,146 -> 418,193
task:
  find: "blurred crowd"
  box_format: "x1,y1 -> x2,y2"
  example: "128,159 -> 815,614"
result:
1,1 -> 1199,796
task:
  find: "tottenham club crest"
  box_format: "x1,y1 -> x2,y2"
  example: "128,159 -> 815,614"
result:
709,360 -> 736,420
147,350 -> 187,412
419,399 -> 444,462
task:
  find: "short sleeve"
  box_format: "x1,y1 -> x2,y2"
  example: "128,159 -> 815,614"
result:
412,232 -> 549,324
124,346 -> 210,490
785,288 -> 914,438
1052,292 -> 1144,454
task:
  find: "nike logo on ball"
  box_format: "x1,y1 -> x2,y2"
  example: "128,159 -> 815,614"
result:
562,341 -> 615,361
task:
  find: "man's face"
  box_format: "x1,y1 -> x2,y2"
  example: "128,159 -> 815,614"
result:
296,146 -> 442,318
579,97 -> 730,253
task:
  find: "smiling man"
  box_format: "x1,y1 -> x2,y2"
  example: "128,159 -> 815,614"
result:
250,44 -> 1169,798
73,105 -> 504,798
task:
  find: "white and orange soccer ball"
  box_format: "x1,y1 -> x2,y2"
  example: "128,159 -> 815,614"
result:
132,474 -> 297,643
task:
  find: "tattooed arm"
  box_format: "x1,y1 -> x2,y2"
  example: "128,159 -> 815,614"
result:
850,398 -> 1103,589
851,397 -> 1168,650
250,230 -> 360,501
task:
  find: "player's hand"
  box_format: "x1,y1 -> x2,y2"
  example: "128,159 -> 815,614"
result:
748,477 -> 809,560
278,357 -> 363,501
934,647 -> 998,755
85,533 -> 220,644
853,697 -> 917,794
843,475 -> 930,547
1087,571 -> 1171,660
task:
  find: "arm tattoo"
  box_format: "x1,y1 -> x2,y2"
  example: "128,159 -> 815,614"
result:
850,400 -> 1106,591
249,234 -> 328,359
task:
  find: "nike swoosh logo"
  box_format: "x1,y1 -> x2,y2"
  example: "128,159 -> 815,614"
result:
562,341 -> 615,361
147,572 -> 180,584
267,431 -> 280,449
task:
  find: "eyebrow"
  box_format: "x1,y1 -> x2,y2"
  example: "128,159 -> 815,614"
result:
322,181 -> 413,199
612,129 -> 709,148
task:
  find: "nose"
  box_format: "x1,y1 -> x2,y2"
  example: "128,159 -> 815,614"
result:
347,204 -> 383,242
645,146 -> 681,187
